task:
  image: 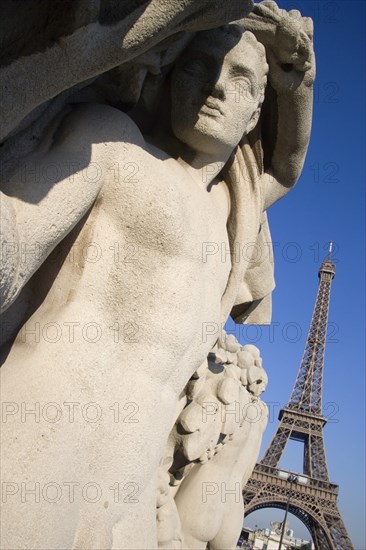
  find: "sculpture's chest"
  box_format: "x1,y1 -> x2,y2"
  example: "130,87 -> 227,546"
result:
95,148 -> 230,266
41,147 -> 232,332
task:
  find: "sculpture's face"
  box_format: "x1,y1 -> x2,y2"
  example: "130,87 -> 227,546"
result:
171,29 -> 266,156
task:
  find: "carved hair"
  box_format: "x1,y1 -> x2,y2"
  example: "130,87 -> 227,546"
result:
238,27 -> 268,106
207,24 -> 269,107
218,28 -> 270,320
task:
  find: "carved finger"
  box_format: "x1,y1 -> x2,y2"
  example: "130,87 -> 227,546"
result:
302,16 -> 314,41
288,9 -> 302,22
251,1 -> 282,23
257,0 -> 280,12
260,0 -> 279,6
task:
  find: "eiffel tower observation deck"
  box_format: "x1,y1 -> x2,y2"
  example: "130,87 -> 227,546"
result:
243,244 -> 354,550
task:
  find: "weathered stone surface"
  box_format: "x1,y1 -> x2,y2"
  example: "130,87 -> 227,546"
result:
0,1 -> 315,548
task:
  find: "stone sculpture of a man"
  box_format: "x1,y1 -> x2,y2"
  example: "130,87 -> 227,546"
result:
0,2 -> 315,548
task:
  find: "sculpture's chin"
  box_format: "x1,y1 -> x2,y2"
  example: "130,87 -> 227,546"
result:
172,121 -> 234,157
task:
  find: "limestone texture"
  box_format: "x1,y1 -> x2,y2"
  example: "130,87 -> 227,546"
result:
0,1 -> 315,548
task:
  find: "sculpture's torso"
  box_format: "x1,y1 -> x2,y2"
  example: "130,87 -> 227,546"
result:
1,104 -> 232,549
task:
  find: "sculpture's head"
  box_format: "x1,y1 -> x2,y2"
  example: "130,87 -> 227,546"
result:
171,25 -> 268,157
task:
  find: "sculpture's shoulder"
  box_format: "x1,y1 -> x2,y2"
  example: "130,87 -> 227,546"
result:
54,103 -> 146,157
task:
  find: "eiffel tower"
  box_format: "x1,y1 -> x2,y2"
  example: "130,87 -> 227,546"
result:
243,244 -> 354,550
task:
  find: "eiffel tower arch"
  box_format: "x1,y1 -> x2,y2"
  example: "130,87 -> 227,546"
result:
243,246 -> 354,550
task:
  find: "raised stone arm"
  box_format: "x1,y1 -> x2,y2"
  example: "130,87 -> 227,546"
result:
1,0 -> 255,314
245,1 -> 315,209
0,0 -> 253,142
0,104 -> 144,315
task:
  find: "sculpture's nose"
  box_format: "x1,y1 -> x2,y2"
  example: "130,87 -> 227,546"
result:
203,77 -> 226,101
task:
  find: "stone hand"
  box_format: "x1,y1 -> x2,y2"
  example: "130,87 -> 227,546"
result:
245,0 -> 315,90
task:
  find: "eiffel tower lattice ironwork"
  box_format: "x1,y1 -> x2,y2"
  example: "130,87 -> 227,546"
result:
243,244 -> 354,550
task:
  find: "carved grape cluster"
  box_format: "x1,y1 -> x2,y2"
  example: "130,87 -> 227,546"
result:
173,331 -> 268,466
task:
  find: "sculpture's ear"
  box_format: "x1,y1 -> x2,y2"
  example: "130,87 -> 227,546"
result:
247,107 -> 261,134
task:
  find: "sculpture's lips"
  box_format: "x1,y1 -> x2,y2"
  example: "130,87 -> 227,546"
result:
199,100 -> 224,116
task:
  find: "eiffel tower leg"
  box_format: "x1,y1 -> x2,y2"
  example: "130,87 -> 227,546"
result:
243,465 -> 355,550
324,513 -> 355,550
261,426 -> 292,467
311,523 -> 333,550
309,507 -> 355,550
305,432 -> 329,480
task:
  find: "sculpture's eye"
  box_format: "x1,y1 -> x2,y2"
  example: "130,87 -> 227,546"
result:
231,76 -> 252,96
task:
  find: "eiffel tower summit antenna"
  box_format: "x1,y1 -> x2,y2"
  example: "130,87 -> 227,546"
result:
243,251 -> 354,550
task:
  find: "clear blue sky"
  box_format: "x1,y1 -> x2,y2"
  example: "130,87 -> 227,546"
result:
226,1 -> 366,547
